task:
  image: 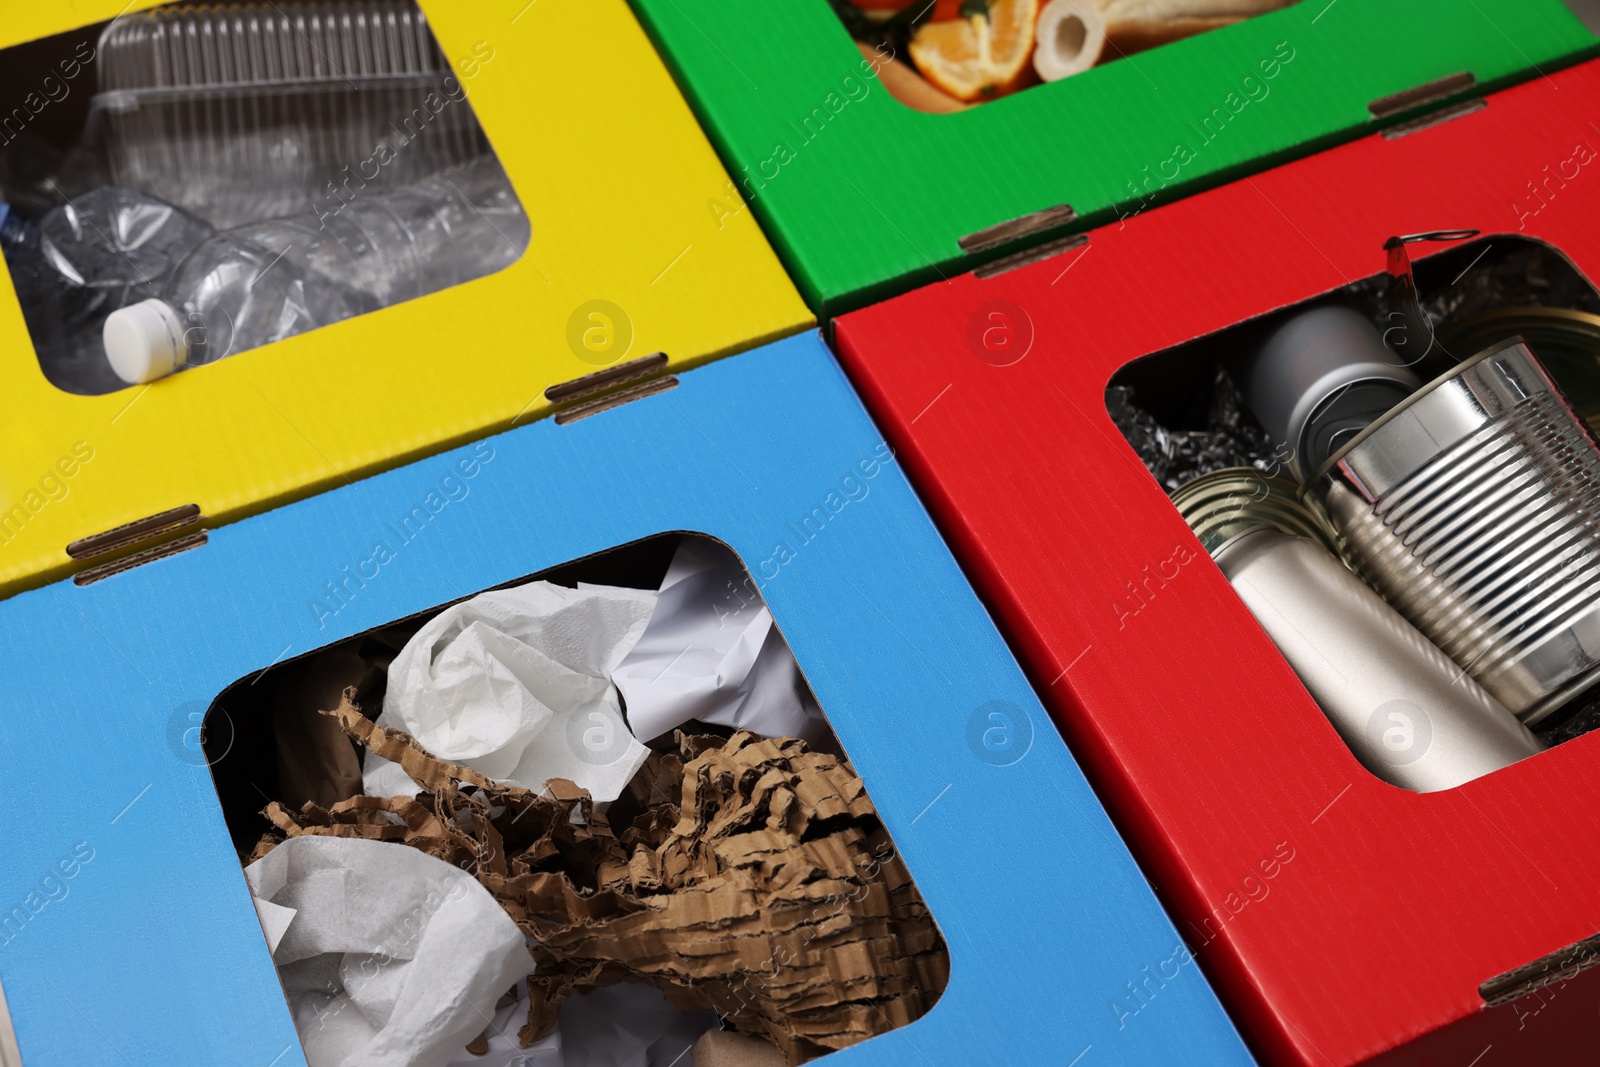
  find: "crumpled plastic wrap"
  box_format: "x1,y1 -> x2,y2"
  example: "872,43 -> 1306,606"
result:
364,582 -> 657,803
253,691 -> 948,1066
1419,240 -> 1600,331
244,835 -> 535,1067
1107,370 -> 1279,493
1535,696 -> 1600,746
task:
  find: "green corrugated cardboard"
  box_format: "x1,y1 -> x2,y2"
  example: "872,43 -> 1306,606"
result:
630,0 -> 1598,312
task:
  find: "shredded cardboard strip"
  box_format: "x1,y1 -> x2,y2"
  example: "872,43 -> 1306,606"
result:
250,689 -> 948,1065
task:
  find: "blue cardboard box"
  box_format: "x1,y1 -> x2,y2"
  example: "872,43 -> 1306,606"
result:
0,334 -> 1253,1066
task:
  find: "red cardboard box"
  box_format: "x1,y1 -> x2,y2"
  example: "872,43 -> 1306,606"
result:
832,57 -> 1600,1067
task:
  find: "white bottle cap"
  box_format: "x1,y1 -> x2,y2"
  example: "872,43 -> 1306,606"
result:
103,298 -> 188,384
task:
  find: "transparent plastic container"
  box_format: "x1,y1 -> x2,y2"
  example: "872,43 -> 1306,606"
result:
90,0 -> 489,228
102,157 -> 528,383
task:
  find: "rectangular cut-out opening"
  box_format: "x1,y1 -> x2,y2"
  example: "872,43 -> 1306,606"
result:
826,0 -> 1300,114
201,531 -> 950,1066
0,0 -> 529,396
1105,235 -> 1600,792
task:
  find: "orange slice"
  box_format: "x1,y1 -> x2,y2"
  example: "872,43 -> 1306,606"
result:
908,0 -> 1039,103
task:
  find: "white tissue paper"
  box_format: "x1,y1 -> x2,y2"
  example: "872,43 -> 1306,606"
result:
244,835 -> 536,1067
445,984 -> 714,1067
253,896 -> 297,954
613,538 -> 826,745
365,582 -> 658,803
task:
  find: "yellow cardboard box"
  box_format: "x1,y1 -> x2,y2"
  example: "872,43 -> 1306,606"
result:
0,0 -> 811,597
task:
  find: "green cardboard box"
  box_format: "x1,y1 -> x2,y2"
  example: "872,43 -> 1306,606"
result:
629,0 -> 1598,313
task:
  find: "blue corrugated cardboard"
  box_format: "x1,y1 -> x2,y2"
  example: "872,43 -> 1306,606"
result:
0,333 -> 1253,1065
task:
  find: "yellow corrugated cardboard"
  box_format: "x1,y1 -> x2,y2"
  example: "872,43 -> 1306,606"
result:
0,0 -> 811,596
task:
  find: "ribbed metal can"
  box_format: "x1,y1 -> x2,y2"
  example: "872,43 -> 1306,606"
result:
1441,306 -> 1600,434
1313,337 -> 1600,723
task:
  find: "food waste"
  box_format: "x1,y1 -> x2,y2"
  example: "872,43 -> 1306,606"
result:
832,0 -> 1297,111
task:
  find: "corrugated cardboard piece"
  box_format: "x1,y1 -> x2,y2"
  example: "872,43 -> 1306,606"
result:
0,0 -> 811,599
630,0 -> 1596,311
253,693 -> 946,1064
0,334 -> 1252,1064
831,56 -> 1600,1067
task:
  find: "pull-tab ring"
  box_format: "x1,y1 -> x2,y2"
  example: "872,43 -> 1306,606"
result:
1383,229 -> 1481,365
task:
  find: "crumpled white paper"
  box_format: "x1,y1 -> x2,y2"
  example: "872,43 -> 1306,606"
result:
365,582 -> 657,803
614,538 -> 826,746
245,835 -> 536,1067
445,983 -> 714,1067
253,896 -> 297,954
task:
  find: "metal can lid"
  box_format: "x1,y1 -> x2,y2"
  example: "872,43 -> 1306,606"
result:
1171,467 -> 1338,558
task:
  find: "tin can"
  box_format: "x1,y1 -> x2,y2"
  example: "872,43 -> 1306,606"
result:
1234,306 -> 1421,480
1171,467 -> 1337,557
1209,526 -> 1543,791
1313,337 -> 1600,723
1440,306 -> 1600,434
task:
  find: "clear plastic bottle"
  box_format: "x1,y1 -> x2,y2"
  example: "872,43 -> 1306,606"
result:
103,157 -> 528,383
2,188 -> 213,394
104,234 -> 379,382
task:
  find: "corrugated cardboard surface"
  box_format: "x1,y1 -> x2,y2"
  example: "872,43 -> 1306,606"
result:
631,0 -> 1596,312
0,0 -> 812,599
0,335 -> 1252,1066
832,58 -> 1600,1067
